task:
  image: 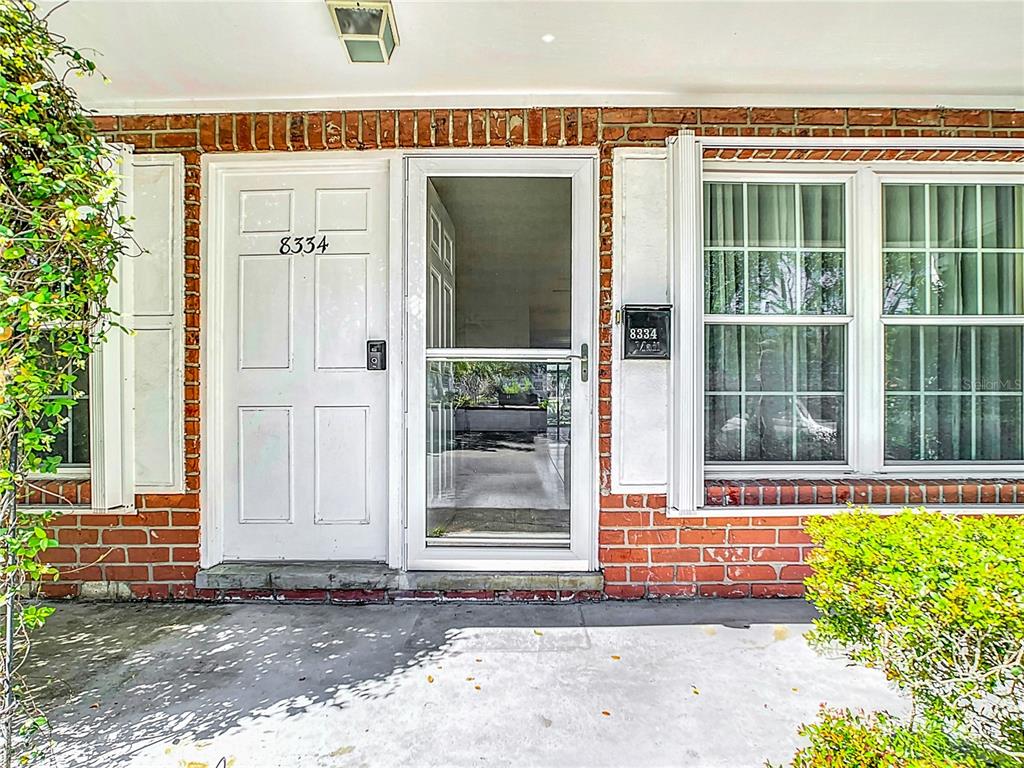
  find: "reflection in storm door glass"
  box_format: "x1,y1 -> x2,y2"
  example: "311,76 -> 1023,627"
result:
427,361 -> 571,542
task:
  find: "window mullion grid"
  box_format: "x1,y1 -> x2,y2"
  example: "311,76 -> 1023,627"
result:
792,183 -> 803,462
794,184 -> 802,462
881,246 -> 1024,253
791,325 -> 798,461
739,324 -> 747,460
74,382 -> 89,466
64,400 -> 75,465
703,314 -> 850,325
924,184 -> 933,315
69,396 -> 79,465
889,319 -> 1021,464
44,361 -> 90,468
975,185 -> 984,316
795,181 -> 804,315
971,327 -> 978,460
972,185 -> 983,461
742,183 -> 750,315
919,325 -> 926,460
740,182 -> 749,460
880,181 -> 1024,466
883,180 -> 1024,467
707,172 -> 1021,477
841,174 -> 854,468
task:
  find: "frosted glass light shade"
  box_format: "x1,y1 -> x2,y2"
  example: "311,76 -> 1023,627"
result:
326,1 -> 400,64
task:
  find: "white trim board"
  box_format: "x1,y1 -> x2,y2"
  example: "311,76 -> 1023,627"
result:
83,94 -> 1024,116
669,132 -> 706,513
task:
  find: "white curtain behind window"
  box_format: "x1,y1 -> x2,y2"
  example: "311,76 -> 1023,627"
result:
883,184 -> 1023,462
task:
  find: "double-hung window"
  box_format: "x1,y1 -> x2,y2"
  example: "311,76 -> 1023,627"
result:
704,175 -> 851,469
882,181 -> 1023,465
700,165 -> 1023,477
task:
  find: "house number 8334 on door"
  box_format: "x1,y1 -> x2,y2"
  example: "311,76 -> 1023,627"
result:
278,235 -> 330,255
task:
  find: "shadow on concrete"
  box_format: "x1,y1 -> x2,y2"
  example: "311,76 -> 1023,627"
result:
25,599 -> 823,767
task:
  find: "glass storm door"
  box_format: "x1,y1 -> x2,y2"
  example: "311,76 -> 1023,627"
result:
406,155 -> 596,571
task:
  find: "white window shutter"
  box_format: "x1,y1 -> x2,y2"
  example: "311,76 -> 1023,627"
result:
669,130 -> 704,514
90,145 -> 136,512
130,155 -> 185,493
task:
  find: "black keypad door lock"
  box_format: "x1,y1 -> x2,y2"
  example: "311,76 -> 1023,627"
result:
367,340 -> 386,370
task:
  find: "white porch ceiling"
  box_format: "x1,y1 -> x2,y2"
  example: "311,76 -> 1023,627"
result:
40,0 -> 1024,114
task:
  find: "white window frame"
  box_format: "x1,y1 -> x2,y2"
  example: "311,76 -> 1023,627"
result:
28,145 -> 136,512
690,159 -> 1024,483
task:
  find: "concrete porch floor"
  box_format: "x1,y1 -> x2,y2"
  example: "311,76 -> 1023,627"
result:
26,601 -> 906,768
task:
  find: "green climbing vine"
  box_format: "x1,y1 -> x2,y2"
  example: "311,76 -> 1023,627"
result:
1,0 -> 128,763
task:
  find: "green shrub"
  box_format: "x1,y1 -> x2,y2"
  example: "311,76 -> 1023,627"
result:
781,707 -> 1001,768
804,510 -> 1024,762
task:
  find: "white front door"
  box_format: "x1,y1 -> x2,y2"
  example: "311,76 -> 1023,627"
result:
214,163 -> 389,561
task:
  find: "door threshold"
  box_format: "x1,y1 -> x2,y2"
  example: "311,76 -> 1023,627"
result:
196,561 -> 399,591
400,570 -> 603,593
196,561 -> 603,594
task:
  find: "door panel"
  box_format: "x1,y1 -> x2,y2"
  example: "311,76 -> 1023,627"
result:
314,254 -> 368,369
314,405 -> 369,524
238,254 -> 292,369
219,167 -> 389,561
238,406 -> 292,523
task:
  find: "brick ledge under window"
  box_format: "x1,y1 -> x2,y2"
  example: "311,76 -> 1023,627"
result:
705,479 -> 1024,507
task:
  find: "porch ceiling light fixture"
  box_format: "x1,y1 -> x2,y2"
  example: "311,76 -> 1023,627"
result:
326,0 -> 400,64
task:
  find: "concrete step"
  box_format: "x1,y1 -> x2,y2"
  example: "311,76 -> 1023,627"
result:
196,561 -> 603,593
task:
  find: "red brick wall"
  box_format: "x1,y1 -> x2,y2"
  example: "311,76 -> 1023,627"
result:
705,479 -> 1024,507
38,496 -> 200,600
599,499 -> 813,599
33,106 -> 1024,601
